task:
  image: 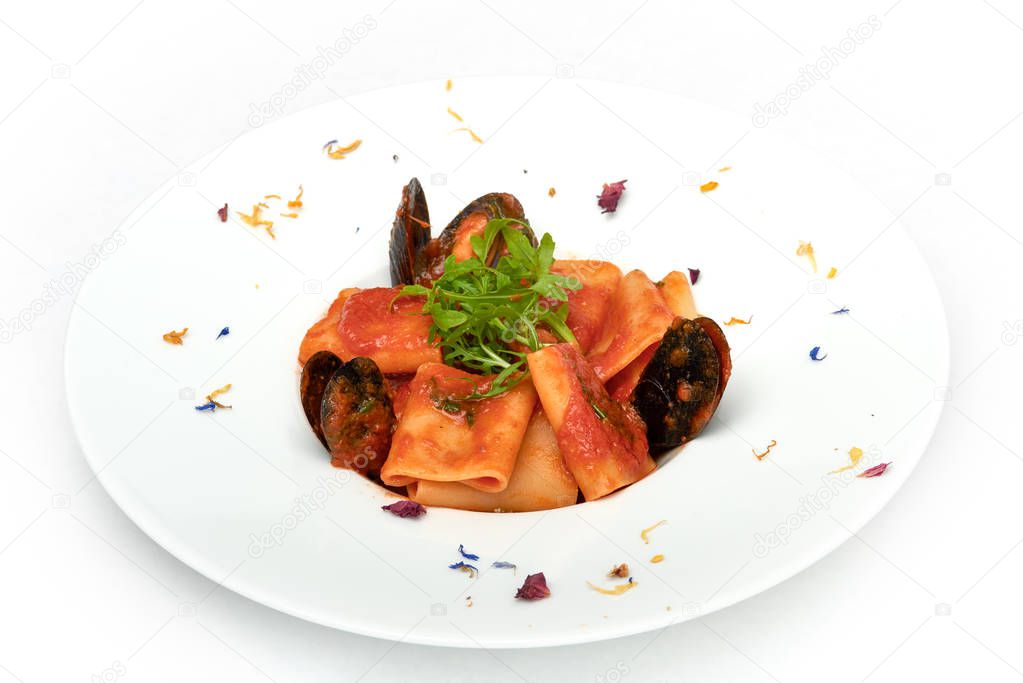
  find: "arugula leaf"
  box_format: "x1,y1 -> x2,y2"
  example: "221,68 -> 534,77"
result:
396,218 -> 581,398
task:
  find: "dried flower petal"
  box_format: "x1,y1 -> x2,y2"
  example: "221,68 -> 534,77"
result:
447,107 -> 464,122
640,520 -> 666,544
217,204 -> 228,222
264,194 -> 281,200
700,181 -> 719,193
651,554 -> 664,563
753,439 -> 777,460
597,180 -> 627,214
723,316 -> 751,326
381,500 -> 426,518
325,139 -> 362,159
515,572 -> 550,600
688,268 -> 700,285
238,204 -> 275,239
446,79 -> 452,91
858,462 -> 891,478
216,326 -> 230,340
204,383 -> 233,409
458,544 -> 480,561
162,327 -> 188,345
608,563 -> 630,578
827,267 -> 838,279
194,401 -> 216,412
831,307 -> 850,315
492,561 -> 517,570
719,166 -> 732,172
809,346 -> 827,361
288,185 -> 304,209
796,241 -> 818,273
280,212 -> 299,219
587,580 -> 637,596
830,447 -> 863,475
548,187 -> 556,197
449,561 -> 479,578
453,127 -> 483,144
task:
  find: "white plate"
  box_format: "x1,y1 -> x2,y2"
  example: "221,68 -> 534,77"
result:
64,78 -> 948,648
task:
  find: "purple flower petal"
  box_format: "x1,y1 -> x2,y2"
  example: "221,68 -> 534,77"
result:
596,180 -> 627,214
515,572 -> 551,600
381,500 -> 426,518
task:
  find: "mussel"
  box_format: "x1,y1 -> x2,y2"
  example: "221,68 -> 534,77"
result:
630,317 -> 732,453
388,178 -> 536,285
300,352 -> 396,474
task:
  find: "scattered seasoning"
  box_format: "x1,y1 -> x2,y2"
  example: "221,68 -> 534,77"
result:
831,307 -> 850,315
688,268 -> 701,285
288,185 -> 304,209
325,139 -> 362,159
723,316 -> 751,326
640,520 -> 666,544
215,327 -> 230,340
492,561 -> 517,570
445,79 -> 452,91
238,204 -> 275,239
719,166 -> 732,172
162,328 -> 188,345
650,554 -> 664,563
217,204 -> 228,222
453,127 -> 483,144
858,462 -> 892,478
449,561 -> 479,578
194,401 -> 217,412
458,544 -> 480,561
809,346 -> 828,361
796,241 -> 818,273
466,596 -> 473,608
381,500 -> 426,518
515,573 -> 550,600
827,266 -> 838,279
447,107 -> 464,122
597,179 -> 627,214
608,563 -> 630,578
590,400 -> 607,420
700,181 -> 719,193
753,439 -> 777,461
548,187 -> 556,197
587,579 -> 637,596
830,447 -> 863,475
264,194 -> 281,200
392,154 -> 399,163
205,383 -> 233,409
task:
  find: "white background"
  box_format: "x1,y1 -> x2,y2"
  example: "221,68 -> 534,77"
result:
1,1 -> 1021,681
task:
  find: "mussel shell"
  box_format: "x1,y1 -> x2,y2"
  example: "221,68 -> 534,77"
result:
300,350 -> 345,448
631,317 -> 727,453
321,357 -> 395,474
388,177 -> 431,286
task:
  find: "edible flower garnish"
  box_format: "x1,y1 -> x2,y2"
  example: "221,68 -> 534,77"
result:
492,561 -> 517,570
280,212 -> 299,219
719,166 -> 732,172
458,544 -> 480,561
194,402 -> 216,412
446,79 -> 452,91
587,579 -> 637,596
288,185 -> 304,209
447,107 -> 464,122
640,520 -> 666,544
608,563 -> 630,578
515,573 -> 550,600
753,439 -> 777,460
548,187 -> 556,197
597,179 -> 627,213
651,555 -> 664,563
205,383 -> 233,409
809,346 -> 827,361
162,327 -> 188,345
700,181 -> 719,193
827,266 -> 838,279
688,268 -> 700,285
396,218 -> 581,398
264,194 -> 281,200
381,500 -> 426,518
858,462 -> 891,478
238,204 -> 275,239
796,241 -> 817,272
453,127 -> 483,144
449,561 -> 479,578
217,204 -> 228,222
723,316 -> 751,326
325,139 -> 362,159
216,326 -> 230,340
830,446 -> 863,475
831,307 -> 850,315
